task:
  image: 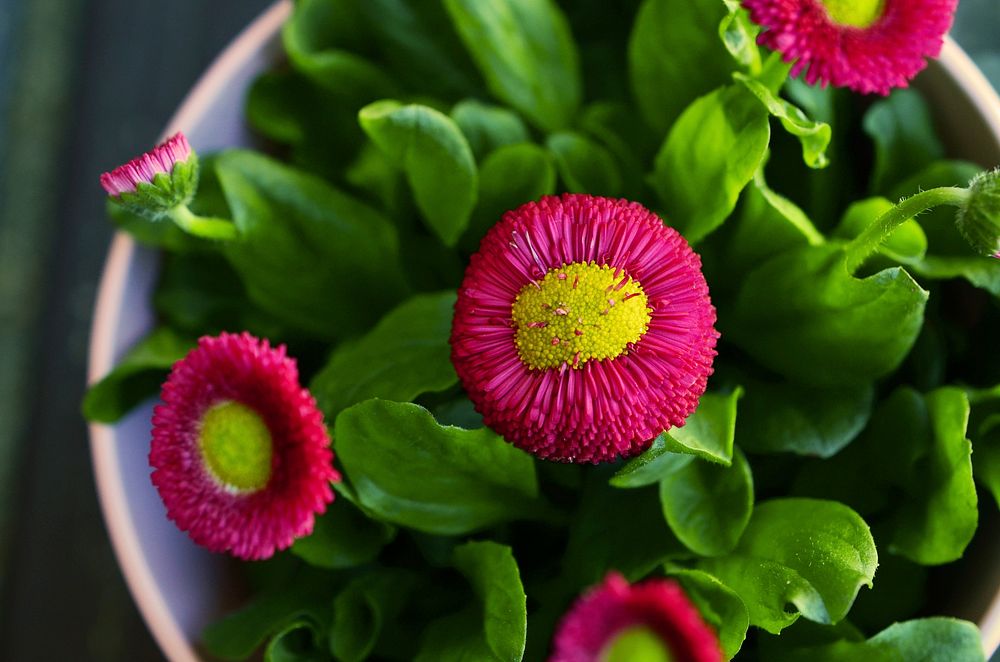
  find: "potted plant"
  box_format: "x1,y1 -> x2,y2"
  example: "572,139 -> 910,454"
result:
87,0 -> 1000,660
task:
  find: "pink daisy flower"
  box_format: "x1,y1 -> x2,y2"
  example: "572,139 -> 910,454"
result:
150,332 -> 339,560
550,573 -> 724,662
742,0 -> 958,95
99,132 -> 194,196
451,194 -> 718,463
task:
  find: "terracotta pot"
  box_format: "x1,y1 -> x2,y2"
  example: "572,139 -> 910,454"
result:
87,1 -> 1000,659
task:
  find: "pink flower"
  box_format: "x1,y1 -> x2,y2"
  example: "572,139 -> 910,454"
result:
451,194 -> 718,463
100,132 -> 193,196
550,573 -> 724,662
742,0 -> 958,95
150,332 -> 339,560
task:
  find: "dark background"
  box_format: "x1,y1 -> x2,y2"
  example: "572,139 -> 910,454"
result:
0,1 -> 997,660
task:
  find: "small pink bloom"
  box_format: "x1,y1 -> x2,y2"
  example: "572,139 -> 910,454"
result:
742,0 -> 958,95
451,194 -> 718,463
100,132 -> 193,196
150,332 -> 339,560
550,573 -> 724,662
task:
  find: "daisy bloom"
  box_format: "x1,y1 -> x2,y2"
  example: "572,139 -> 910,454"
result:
150,332 -> 339,560
742,0 -> 958,95
451,194 -> 718,463
550,573 -> 723,662
100,131 -> 236,239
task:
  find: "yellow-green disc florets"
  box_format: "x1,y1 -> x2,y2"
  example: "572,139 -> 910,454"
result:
512,262 -> 651,370
822,0 -> 885,28
199,400 -> 274,492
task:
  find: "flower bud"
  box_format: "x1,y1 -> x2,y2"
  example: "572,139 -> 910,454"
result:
99,132 -> 199,221
956,169 -> 1000,258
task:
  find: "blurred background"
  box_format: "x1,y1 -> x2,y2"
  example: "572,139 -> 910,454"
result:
0,0 -> 997,660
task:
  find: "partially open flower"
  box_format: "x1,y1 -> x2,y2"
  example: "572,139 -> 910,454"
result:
956,169 -> 1000,259
99,132 -> 236,240
550,573 -> 723,662
451,194 -> 718,463
100,132 -> 199,218
150,332 -> 338,560
742,0 -> 958,95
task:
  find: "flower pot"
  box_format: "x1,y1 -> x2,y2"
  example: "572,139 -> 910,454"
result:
87,1 -> 1000,659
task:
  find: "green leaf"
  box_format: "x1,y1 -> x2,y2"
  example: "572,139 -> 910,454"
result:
887,387 -> 977,564
415,541 -> 527,662
629,0 -> 733,135
202,572 -> 335,660
764,618 -> 984,662
215,150 -> 406,341
651,84 -> 770,243
735,73 -> 831,169
451,99 -> 530,161
444,0 -> 581,131
863,88 -> 944,194
334,400 -> 541,534
974,414 -> 1000,509
671,388 -> 744,465
82,328 -> 194,423
660,449 -> 754,556
330,569 -> 420,662
310,292 -> 457,421
565,480 -> 690,586
792,387 -> 978,556
265,621 -> 327,662
246,70 -> 364,181
698,498 -> 877,633
737,380 -> 874,458
290,497 -> 396,570
612,389 -> 743,487
357,0 -> 481,99
834,197 -> 928,262
718,1 -> 762,73
462,143 -> 556,252
665,566 -> 749,660
359,100 -> 478,246
546,131 -> 623,196
729,244 -> 928,386
725,168 -> 824,277
153,252 -> 286,339
283,0 -> 398,104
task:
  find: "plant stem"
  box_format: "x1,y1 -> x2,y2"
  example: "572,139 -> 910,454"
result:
844,186 -> 970,272
168,204 -> 237,240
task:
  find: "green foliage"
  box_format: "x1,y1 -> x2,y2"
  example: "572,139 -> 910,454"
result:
699,499 -> 877,633
863,89 -> 944,194
651,84 -> 770,242
629,0 -> 733,134
415,541 -> 527,661
546,131 -> 623,196
309,292 -> 457,420
82,327 -> 194,423
729,244 -> 928,386
444,0 -> 580,131
359,101 -> 478,246
334,400 -> 543,535
215,150 -> 407,340
659,449 -> 754,556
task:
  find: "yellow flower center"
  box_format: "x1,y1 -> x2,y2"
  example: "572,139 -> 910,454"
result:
199,400 -> 273,492
821,0 -> 885,28
512,262 -> 650,370
600,626 -> 674,662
